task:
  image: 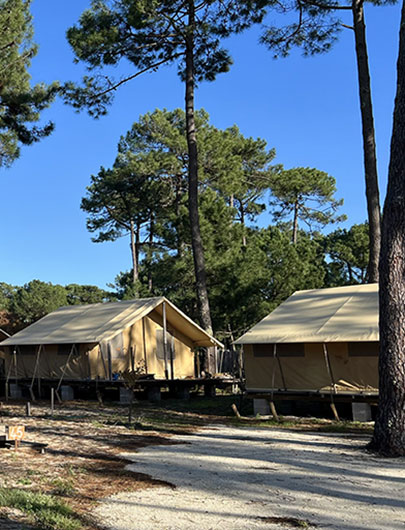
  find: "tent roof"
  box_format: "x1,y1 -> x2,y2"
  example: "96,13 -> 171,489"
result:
1,297 -> 222,348
234,283 -> 379,345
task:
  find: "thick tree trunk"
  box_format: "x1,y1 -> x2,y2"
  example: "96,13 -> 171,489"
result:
185,0 -> 213,339
292,200 -> 299,244
352,0 -> 381,283
370,2 -> 405,457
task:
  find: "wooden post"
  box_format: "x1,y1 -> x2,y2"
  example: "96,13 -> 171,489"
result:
96,390 -> 103,407
170,335 -> 175,380
231,403 -> 241,419
142,318 -> 148,374
56,344 -> 76,396
13,347 -> 18,382
128,391 -> 134,425
5,349 -> 16,402
130,346 -> 135,373
99,345 -> 108,379
162,301 -> 169,380
50,388 -> 54,416
29,345 -> 43,402
107,343 -> 112,381
322,343 -> 340,421
269,400 -> 280,422
26,402 -> 31,417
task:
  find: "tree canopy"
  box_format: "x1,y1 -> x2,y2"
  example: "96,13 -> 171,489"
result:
269,167 -> 346,244
0,0 -> 58,167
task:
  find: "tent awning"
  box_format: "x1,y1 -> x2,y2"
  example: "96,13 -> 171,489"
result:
234,283 -> 379,345
1,297 -> 223,349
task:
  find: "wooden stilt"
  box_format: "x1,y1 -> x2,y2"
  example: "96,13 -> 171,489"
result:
56,344 -> 76,397
50,388 -> 55,416
269,401 -> 280,422
231,403 -> 241,419
29,345 -> 43,402
323,343 -> 340,421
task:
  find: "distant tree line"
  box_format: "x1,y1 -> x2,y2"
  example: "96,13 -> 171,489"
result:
0,219 -> 369,340
0,281 -> 113,334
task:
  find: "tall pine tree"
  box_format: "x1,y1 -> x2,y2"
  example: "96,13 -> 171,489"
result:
64,0 -> 267,335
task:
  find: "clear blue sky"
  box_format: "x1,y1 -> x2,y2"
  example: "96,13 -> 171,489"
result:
1,1 -> 402,290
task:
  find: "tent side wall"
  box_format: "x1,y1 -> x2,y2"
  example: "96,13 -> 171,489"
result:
2,306 -> 197,382
244,342 -> 379,392
4,343 -> 98,380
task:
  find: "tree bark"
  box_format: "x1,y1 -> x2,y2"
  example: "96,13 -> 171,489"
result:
370,1 -> 405,457
147,215 -> 154,292
352,0 -> 381,283
185,0 -> 213,339
240,206 -> 247,247
130,219 -> 139,292
292,200 -> 299,244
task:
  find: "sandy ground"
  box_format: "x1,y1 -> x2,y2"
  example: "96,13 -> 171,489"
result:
94,425 -> 405,530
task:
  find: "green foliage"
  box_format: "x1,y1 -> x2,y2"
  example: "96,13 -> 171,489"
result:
0,487 -> 82,530
260,1 -> 342,59
324,222 -> 369,285
11,280 -> 68,324
269,167 -> 346,242
0,282 -> 15,311
112,223 -> 326,341
0,0 -> 58,167
64,0 -> 268,116
84,108 -> 278,294
260,0 -> 396,59
4,281 -> 115,328
65,283 -> 113,305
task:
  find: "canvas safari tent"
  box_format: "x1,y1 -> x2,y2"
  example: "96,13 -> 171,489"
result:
0,297 -> 222,384
235,284 -> 379,397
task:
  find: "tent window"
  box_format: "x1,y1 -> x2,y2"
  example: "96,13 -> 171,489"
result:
18,345 -> 37,355
156,329 -> 176,360
58,344 -> 77,356
253,344 -> 304,357
348,342 -> 379,357
277,344 -> 305,357
109,333 -> 125,359
253,344 -> 273,357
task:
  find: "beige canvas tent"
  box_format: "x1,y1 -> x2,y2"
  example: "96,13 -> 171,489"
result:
0,297 -> 222,383
235,284 -> 379,396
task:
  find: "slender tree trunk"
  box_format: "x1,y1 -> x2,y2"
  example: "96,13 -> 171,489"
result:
130,219 -> 139,291
148,215 -> 154,292
370,2 -> 405,457
240,206 -> 247,247
292,200 -> 299,244
185,0 -> 213,338
352,0 -> 381,283
175,174 -> 182,258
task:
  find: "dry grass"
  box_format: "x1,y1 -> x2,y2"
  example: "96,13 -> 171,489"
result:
0,396 -> 373,529
0,400 -> 178,529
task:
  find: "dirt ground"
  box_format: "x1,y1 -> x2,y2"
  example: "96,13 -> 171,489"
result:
94,425 -> 405,530
0,401 -> 178,529
0,399 -> 400,530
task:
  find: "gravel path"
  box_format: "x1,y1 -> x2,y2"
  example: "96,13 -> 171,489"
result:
94,426 -> 405,530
